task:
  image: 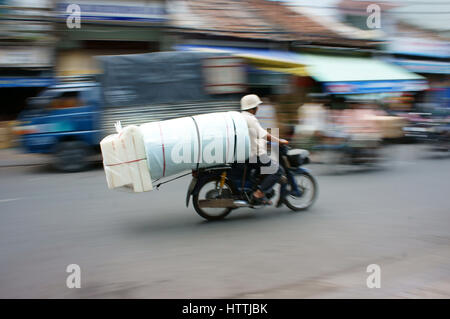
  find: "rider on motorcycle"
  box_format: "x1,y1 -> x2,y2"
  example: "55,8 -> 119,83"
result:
240,94 -> 289,205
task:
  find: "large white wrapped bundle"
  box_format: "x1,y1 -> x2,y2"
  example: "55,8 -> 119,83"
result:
141,111 -> 250,180
100,125 -> 153,192
100,111 -> 250,192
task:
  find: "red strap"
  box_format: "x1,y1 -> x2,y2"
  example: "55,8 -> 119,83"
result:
105,158 -> 146,167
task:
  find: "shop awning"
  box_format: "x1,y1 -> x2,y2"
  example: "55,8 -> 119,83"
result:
176,45 -> 428,94
175,45 -> 309,76
389,58 -> 450,75
0,77 -> 55,88
301,54 -> 428,94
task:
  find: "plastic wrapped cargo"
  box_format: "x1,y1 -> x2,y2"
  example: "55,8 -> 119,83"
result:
100,124 -> 153,192
100,111 -> 250,192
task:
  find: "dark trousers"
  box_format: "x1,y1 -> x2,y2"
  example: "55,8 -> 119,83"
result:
248,155 -> 284,194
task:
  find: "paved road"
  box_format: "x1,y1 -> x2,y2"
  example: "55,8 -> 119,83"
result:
0,145 -> 449,298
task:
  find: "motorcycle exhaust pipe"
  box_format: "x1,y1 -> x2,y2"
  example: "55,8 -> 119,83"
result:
232,200 -> 251,207
198,199 -> 251,208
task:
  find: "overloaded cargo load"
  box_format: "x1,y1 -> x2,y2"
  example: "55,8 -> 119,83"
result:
100,124 -> 152,192
100,111 -> 250,192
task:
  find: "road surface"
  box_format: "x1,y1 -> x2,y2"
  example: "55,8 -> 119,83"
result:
0,144 -> 449,298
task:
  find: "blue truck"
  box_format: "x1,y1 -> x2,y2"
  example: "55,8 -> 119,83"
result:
15,51 -> 244,172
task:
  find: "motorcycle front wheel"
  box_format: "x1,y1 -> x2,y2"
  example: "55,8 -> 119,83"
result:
284,172 -> 318,211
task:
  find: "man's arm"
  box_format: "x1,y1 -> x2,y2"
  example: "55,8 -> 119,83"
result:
253,116 -> 289,145
267,133 -> 289,145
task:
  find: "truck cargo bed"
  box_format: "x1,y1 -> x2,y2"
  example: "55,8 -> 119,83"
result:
101,100 -> 240,136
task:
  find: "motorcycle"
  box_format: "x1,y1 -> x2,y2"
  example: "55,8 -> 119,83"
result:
402,112 -> 450,152
311,132 -> 382,166
185,145 -> 318,221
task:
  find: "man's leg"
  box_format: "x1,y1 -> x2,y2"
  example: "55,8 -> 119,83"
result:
251,157 -> 283,204
259,163 -> 283,194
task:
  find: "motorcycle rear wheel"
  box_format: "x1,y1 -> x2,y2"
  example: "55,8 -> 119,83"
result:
193,177 -> 236,221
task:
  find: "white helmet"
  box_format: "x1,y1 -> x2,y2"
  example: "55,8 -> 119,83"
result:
241,94 -> 262,111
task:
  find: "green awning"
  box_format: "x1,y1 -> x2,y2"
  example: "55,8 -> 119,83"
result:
303,54 -> 425,82
177,46 -> 428,94
302,54 -> 428,94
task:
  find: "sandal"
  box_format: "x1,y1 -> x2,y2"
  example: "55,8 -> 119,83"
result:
251,194 -> 272,206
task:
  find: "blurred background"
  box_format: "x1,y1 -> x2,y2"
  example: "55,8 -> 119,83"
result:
1,0 -> 449,163
0,0 -> 449,298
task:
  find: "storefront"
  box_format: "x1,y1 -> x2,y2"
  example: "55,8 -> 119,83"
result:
384,36 -> 450,110
177,44 -> 427,93
54,0 -> 168,76
0,46 -> 55,120
387,58 -> 450,110
176,44 -> 428,132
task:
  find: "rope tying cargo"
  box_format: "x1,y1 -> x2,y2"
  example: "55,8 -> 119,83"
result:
104,158 -> 147,167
